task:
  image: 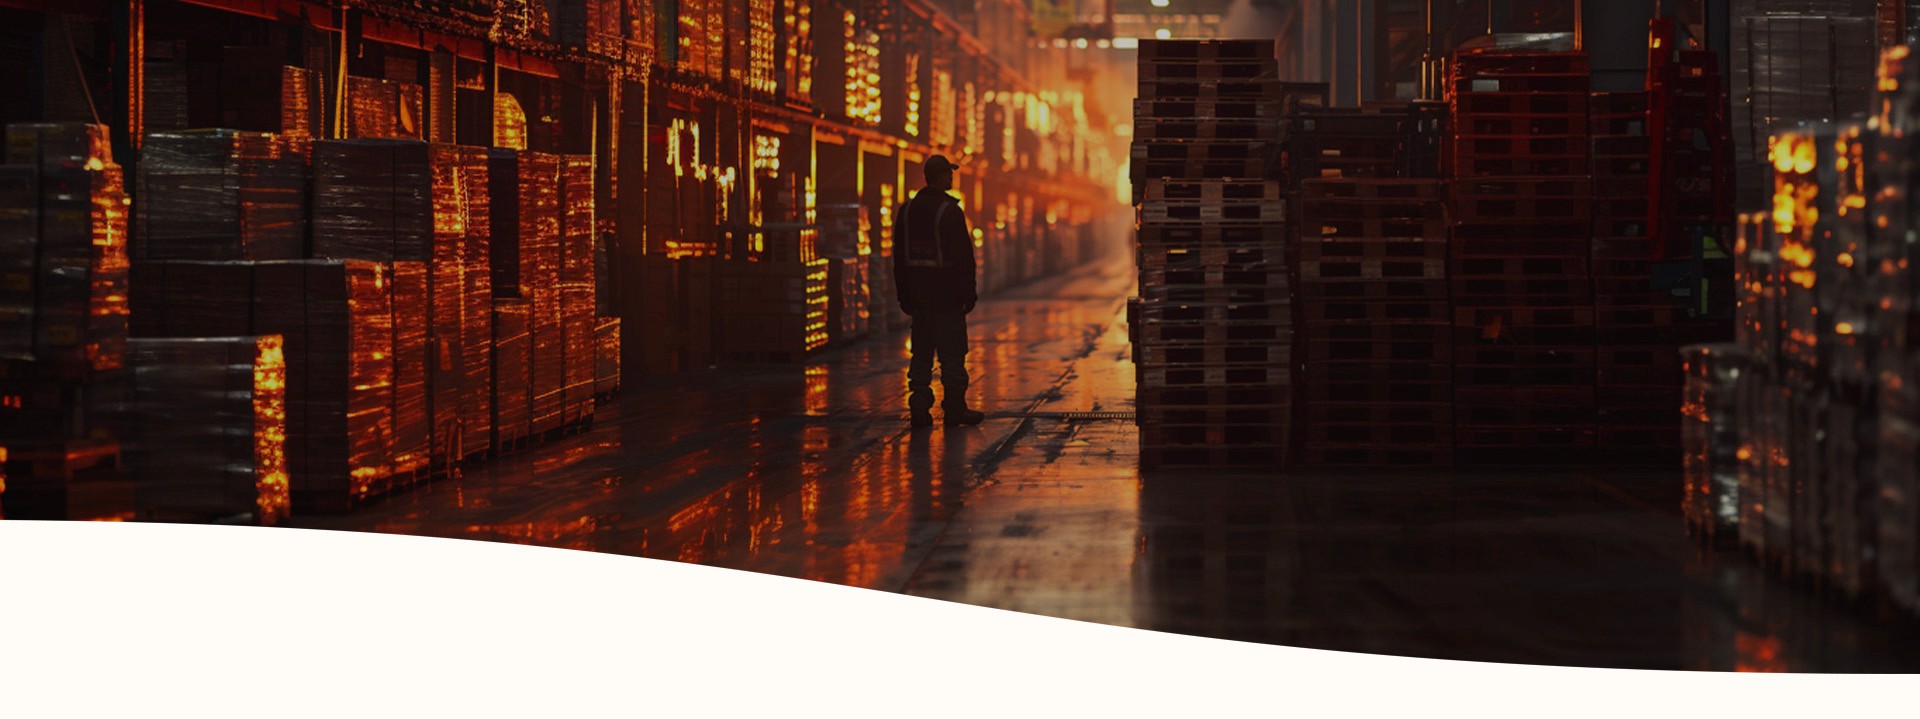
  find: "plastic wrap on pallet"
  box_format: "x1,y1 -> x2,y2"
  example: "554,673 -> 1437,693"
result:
1869,45 -> 1920,613
492,298 -> 532,447
594,317 -> 620,396
389,261 -> 430,477
251,260 -> 392,513
7,123 -> 129,374
128,336 -> 289,525
1732,8 -> 1876,208
136,130 -> 306,261
311,139 -> 436,262
1682,343 -> 1748,542
457,146 -> 493,459
345,76 -> 425,141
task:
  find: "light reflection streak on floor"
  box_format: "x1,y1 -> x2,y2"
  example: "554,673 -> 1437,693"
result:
293,256 -> 1920,672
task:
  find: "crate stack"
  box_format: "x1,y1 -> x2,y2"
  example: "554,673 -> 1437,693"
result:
1293,179 -> 1451,466
1681,342 -> 1749,546
559,155 -> 597,427
135,130 -> 307,261
1585,90 -> 1675,465
1446,50 -> 1599,466
0,123 -> 132,520
1132,39 -> 1293,467
126,336 -> 288,525
490,149 -> 567,437
1871,46 -> 1920,616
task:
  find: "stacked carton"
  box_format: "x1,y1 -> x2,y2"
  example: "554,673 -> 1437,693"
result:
135,130 -> 306,261
127,336 -> 289,525
1681,342 -> 1749,546
0,123 -> 132,519
1132,39 -> 1294,467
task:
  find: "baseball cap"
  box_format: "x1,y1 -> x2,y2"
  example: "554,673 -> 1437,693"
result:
925,154 -> 961,174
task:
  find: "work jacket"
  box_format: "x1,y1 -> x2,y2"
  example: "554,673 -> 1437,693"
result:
892,188 -> 978,314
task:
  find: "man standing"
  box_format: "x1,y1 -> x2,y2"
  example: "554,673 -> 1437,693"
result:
893,155 -> 986,429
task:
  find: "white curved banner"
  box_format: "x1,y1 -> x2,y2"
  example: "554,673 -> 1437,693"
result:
0,522 -> 1900,716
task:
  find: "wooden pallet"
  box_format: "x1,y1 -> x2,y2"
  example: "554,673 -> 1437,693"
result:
1132,139 -> 1276,162
1451,154 -> 1590,178
1302,401 -> 1452,425
1297,236 -> 1449,262
1297,278 -> 1449,301
1299,445 -> 1453,467
1138,266 -> 1290,292
1135,97 -> 1285,121
1453,134 -> 1590,157
1140,406 -> 1292,427
1137,385 -> 1290,408
1300,178 -> 1443,201
1301,299 -> 1448,323
1139,244 -> 1282,270
1138,79 -> 1284,101
1132,157 -> 1270,181
1140,198 -> 1287,223
1141,178 -> 1284,202
1303,422 -> 1451,446
1140,363 -> 1292,389
1135,117 -> 1283,141
1297,258 -> 1445,281
1138,59 -> 1277,82
1300,380 -> 1452,404
1137,223 -> 1288,248
1139,341 -> 1291,366
1135,301 -> 1290,324
1452,93 -> 1589,117
1134,321 -> 1289,345
1455,114 -> 1586,136
1449,256 -> 1590,277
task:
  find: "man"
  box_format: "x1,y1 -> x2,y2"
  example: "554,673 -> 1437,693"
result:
893,155 -> 986,429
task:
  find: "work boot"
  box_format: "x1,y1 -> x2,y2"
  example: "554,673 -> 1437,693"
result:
911,412 -> 935,429
944,408 -> 986,427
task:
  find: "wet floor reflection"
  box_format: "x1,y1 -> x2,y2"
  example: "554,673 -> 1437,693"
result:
291,256 -> 1920,671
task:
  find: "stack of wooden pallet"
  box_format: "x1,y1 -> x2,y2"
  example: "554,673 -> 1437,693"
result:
1446,50 -> 1599,467
1294,179 -> 1451,467
1132,39 -> 1293,467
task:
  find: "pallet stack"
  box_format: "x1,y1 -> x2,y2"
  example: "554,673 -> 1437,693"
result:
1446,50 -> 1598,466
1587,90 -> 1678,465
1294,179 -> 1451,466
126,336 -> 289,525
1132,39 -> 1293,467
0,123 -> 132,520
1870,46 -> 1920,615
1681,342 -> 1748,545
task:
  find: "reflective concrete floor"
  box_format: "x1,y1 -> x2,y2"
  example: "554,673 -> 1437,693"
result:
295,255 -> 1920,672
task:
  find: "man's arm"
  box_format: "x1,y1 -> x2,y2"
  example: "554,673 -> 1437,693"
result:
891,202 -> 911,311
947,203 -> 978,311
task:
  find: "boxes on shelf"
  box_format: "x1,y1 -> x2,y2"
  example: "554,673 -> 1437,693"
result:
4,123 -> 130,376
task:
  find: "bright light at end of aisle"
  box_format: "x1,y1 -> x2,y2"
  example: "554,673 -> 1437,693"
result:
1115,162 -> 1131,206
1155,29 -> 1172,40
1151,0 -> 1169,6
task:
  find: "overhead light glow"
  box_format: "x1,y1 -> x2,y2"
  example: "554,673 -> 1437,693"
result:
1151,0 -> 1170,6
1155,28 -> 1172,40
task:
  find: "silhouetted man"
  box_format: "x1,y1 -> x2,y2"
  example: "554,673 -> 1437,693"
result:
893,155 -> 985,429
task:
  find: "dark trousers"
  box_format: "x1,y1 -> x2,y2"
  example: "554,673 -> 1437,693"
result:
908,311 -> 970,414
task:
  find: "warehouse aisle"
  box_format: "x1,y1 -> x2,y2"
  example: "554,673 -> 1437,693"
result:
294,255 -> 1920,672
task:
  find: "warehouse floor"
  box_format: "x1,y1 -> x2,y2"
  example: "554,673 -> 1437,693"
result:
292,256 -> 1920,672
